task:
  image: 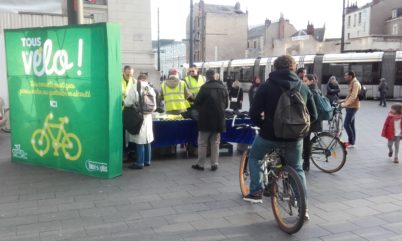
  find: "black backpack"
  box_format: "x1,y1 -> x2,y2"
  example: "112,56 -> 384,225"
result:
273,82 -> 311,139
358,82 -> 367,100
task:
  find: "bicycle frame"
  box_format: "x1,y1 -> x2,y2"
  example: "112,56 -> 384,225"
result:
41,114 -> 70,155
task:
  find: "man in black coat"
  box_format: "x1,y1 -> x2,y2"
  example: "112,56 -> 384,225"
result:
192,69 -> 228,171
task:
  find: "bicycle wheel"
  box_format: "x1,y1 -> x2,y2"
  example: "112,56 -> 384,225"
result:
311,132 -> 346,173
62,133 -> 82,161
239,150 -> 250,197
31,129 -> 50,157
271,165 -> 306,234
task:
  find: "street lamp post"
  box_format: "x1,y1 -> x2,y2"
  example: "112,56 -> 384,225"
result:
67,0 -> 84,25
341,0 -> 346,53
189,0 -> 194,66
157,8 -> 161,71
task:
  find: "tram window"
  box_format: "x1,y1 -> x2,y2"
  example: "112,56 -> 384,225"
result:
322,63 -> 348,84
232,66 -> 252,82
395,62 -> 402,85
350,62 -> 381,85
304,64 -> 314,74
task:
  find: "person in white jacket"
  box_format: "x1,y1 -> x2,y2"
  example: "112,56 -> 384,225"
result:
124,74 -> 157,169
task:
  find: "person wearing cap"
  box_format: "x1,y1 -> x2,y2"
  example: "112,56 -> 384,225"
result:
191,69 -> 228,171
378,78 -> 388,107
184,65 -> 206,100
161,68 -> 193,115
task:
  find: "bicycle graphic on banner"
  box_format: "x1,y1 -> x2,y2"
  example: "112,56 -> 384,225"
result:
31,113 -> 82,161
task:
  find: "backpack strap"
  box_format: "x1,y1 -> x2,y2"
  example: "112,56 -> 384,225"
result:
137,81 -> 143,114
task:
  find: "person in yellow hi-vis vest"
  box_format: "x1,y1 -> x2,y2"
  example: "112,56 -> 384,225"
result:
122,65 -> 134,108
184,65 -> 205,102
122,65 -> 134,163
161,68 -> 193,115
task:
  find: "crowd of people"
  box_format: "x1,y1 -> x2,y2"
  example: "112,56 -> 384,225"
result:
122,54 -> 399,222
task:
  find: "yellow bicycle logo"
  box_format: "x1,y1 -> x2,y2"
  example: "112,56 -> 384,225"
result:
31,113 -> 82,161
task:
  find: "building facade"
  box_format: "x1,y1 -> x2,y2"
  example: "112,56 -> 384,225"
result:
385,8 -> 402,35
153,40 -> 186,80
343,0 -> 402,51
247,15 -> 297,58
187,1 -> 248,62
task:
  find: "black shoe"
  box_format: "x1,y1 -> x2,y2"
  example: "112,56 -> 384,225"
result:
145,163 -> 150,166
191,164 -> 204,171
211,165 -> 218,171
128,164 -> 143,170
388,151 -> 393,158
303,160 -> 310,171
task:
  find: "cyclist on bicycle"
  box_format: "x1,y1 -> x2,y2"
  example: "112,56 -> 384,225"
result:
244,55 -> 317,214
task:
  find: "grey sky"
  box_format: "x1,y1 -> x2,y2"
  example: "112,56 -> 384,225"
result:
151,0 -> 371,41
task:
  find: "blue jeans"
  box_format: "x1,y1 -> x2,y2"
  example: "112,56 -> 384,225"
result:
344,108 -> 358,145
248,136 -> 307,198
136,143 -> 151,167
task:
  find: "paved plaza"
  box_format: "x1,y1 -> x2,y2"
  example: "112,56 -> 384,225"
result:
1,101 -> 402,241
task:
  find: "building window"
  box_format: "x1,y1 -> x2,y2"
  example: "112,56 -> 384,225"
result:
358,12 -> 361,25
254,41 -> 257,48
347,16 -> 351,27
393,24 -> 399,35
353,14 -> 356,27
247,41 -> 249,48
347,33 -> 350,39
392,9 -> 397,18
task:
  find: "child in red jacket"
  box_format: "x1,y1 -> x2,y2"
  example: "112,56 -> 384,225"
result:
382,103 -> 402,163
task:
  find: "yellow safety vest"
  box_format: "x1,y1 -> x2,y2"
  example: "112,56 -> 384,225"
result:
184,75 -> 205,97
162,81 -> 190,112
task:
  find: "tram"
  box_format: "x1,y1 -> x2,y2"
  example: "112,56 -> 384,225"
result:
193,51 -> 402,99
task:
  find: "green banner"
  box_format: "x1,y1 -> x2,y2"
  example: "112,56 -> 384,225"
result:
5,23 -> 122,178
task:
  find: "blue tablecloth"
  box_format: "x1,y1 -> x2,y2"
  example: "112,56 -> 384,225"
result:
152,118 -> 255,148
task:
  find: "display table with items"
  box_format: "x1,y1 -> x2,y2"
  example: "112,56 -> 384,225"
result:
152,114 -> 255,156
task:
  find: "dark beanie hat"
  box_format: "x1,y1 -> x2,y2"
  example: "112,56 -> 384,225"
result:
206,69 -> 215,80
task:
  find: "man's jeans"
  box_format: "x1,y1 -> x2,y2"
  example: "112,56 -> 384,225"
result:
248,136 -> 307,198
344,108 -> 358,145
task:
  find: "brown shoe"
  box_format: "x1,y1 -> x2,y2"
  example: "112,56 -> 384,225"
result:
394,158 -> 399,163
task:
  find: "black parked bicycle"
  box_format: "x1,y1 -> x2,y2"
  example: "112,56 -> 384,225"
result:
310,131 -> 347,173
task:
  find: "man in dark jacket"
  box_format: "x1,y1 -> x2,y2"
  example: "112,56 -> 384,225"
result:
192,69 -> 228,171
378,78 -> 388,107
244,55 -> 317,214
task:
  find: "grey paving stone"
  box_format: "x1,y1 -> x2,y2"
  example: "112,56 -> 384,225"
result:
139,207 -> 177,218
84,221 -> 129,236
39,228 -> 87,241
382,221 -> 402,234
164,213 -> 204,224
180,229 -> 226,241
352,226 -> 398,241
349,215 -> 388,228
190,218 -> 232,230
320,232 -> 368,241
38,210 -> 80,222
319,221 -> 362,234
153,222 -> 195,233
0,215 -> 38,227
172,203 -> 209,213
